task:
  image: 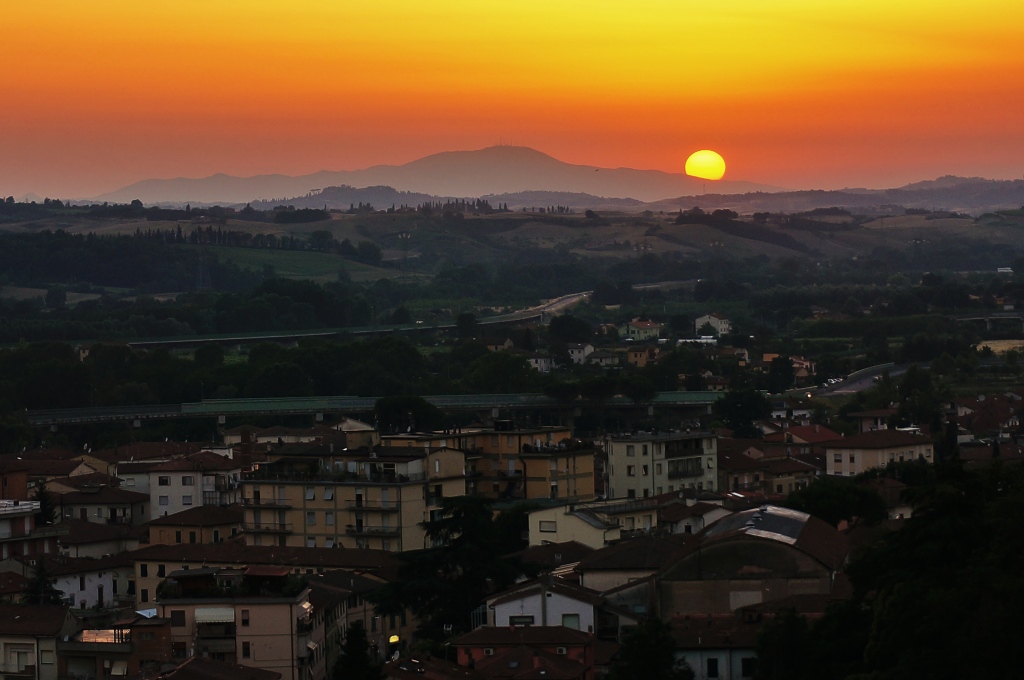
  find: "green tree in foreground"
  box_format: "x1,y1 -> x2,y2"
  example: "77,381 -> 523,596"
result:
610,618 -> 694,680
34,481 -> 57,526
22,559 -> 63,605
333,621 -> 384,680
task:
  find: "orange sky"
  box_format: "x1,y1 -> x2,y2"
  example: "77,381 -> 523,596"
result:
3,1 -> 1023,198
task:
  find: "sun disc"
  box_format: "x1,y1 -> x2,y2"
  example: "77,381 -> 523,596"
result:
685,150 -> 726,181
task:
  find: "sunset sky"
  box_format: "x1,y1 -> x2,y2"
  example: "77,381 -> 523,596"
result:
3,1 -> 1023,198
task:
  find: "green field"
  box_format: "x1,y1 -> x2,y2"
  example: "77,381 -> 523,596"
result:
177,245 -> 422,283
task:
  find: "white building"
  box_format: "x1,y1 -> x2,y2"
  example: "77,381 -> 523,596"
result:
604,431 -> 718,500
695,313 -> 732,337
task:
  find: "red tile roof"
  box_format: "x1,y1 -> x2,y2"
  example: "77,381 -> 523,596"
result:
823,431 -> 932,450
0,604 -> 71,636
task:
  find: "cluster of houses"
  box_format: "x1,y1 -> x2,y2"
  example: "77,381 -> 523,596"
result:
0,387 -> 1019,680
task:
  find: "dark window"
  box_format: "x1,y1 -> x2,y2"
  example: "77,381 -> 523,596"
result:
189,531 -> 197,544
140,564 -> 148,577
172,641 -> 186,658
79,576 -> 85,591
242,642 -> 251,659
707,658 -> 719,678
170,610 -> 186,627
509,615 -> 535,626
241,610 -> 250,627
141,589 -> 149,603
741,657 -> 756,678
157,564 -> 165,577
175,531 -> 182,543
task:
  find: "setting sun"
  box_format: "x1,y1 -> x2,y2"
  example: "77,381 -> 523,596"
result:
685,150 -> 726,181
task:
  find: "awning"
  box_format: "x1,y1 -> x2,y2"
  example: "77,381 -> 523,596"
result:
111,661 -> 128,676
195,607 -> 235,623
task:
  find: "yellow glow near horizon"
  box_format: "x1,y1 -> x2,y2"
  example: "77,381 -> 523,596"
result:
685,151 -> 727,181
2,1 -> 1024,196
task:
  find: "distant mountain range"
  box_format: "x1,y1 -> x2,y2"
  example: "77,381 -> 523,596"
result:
93,145 -> 777,205
92,146 -> 1024,215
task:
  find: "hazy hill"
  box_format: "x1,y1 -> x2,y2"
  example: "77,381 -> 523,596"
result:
93,145 -> 777,205
647,178 -> 1024,215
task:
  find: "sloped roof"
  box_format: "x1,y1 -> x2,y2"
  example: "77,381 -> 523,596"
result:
0,604 -> 70,636
763,425 -> 842,444
506,541 -> 595,571
823,431 -> 932,450
91,442 -> 205,464
127,542 -> 400,571
576,535 -> 691,572
19,459 -> 96,477
148,504 -> 243,527
157,657 -> 281,680
489,579 -> 605,609
58,486 -> 149,504
455,626 -> 594,647
670,615 -> 759,649
47,472 -> 123,489
149,450 -> 239,472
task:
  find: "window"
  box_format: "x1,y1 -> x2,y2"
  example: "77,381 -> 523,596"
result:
242,642 -> 251,659
776,484 -> 783,493
325,539 -> 335,548
741,657 -> 756,678
849,453 -> 856,463
627,489 -> 636,499
641,465 -> 649,476
307,511 -> 316,526
434,460 -> 440,473
642,444 -> 648,455
159,496 -> 169,506
833,453 -> 842,463
189,531 -> 197,544
707,658 -> 719,678
175,531 -> 182,543
126,477 -> 135,486
325,511 -> 335,526
307,538 -> 316,548
241,609 -> 250,626
140,564 -> 148,577
182,476 -> 194,486
79,576 -> 86,591
170,610 -> 186,627
172,641 -> 186,658
157,564 -> 165,577
182,495 -> 193,506
141,589 -> 149,603
305,487 -> 315,500
539,520 -> 557,533
656,464 -> 662,475
40,651 -> 54,665
561,613 -> 580,630
213,529 -> 220,542
158,476 -> 170,486
509,615 -> 535,626
627,465 -> 636,477
626,445 -> 635,457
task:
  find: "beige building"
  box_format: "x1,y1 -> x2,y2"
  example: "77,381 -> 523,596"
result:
605,432 -> 718,500
157,567 -> 325,680
241,447 -> 468,552
382,423 -> 573,500
148,505 -> 243,546
528,498 -> 661,549
0,604 -> 77,680
824,431 -> 934,476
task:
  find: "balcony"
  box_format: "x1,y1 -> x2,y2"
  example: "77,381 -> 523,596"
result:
343,500 -> 399,512
241,522 -> 293,533
345,525 -> 400,537
242,497 -> 291,508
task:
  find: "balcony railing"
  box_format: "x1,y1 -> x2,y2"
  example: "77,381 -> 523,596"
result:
242,497 -> 291,508
245,471 -> 426,485
344,500 -> 399,511
241,522 -> 293,533
345,525 -> 400,537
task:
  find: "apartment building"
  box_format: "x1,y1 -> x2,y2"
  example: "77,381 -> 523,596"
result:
0,499 -> 64,560
824,431 -> 934,476
241,446 -> 467,552
383,422 -> 574,500
157,567 -> 325,680
604,431 -> 718,500
144,452 -> 242,519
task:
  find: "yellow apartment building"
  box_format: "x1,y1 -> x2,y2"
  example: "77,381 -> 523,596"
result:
240,446 -> 468,552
